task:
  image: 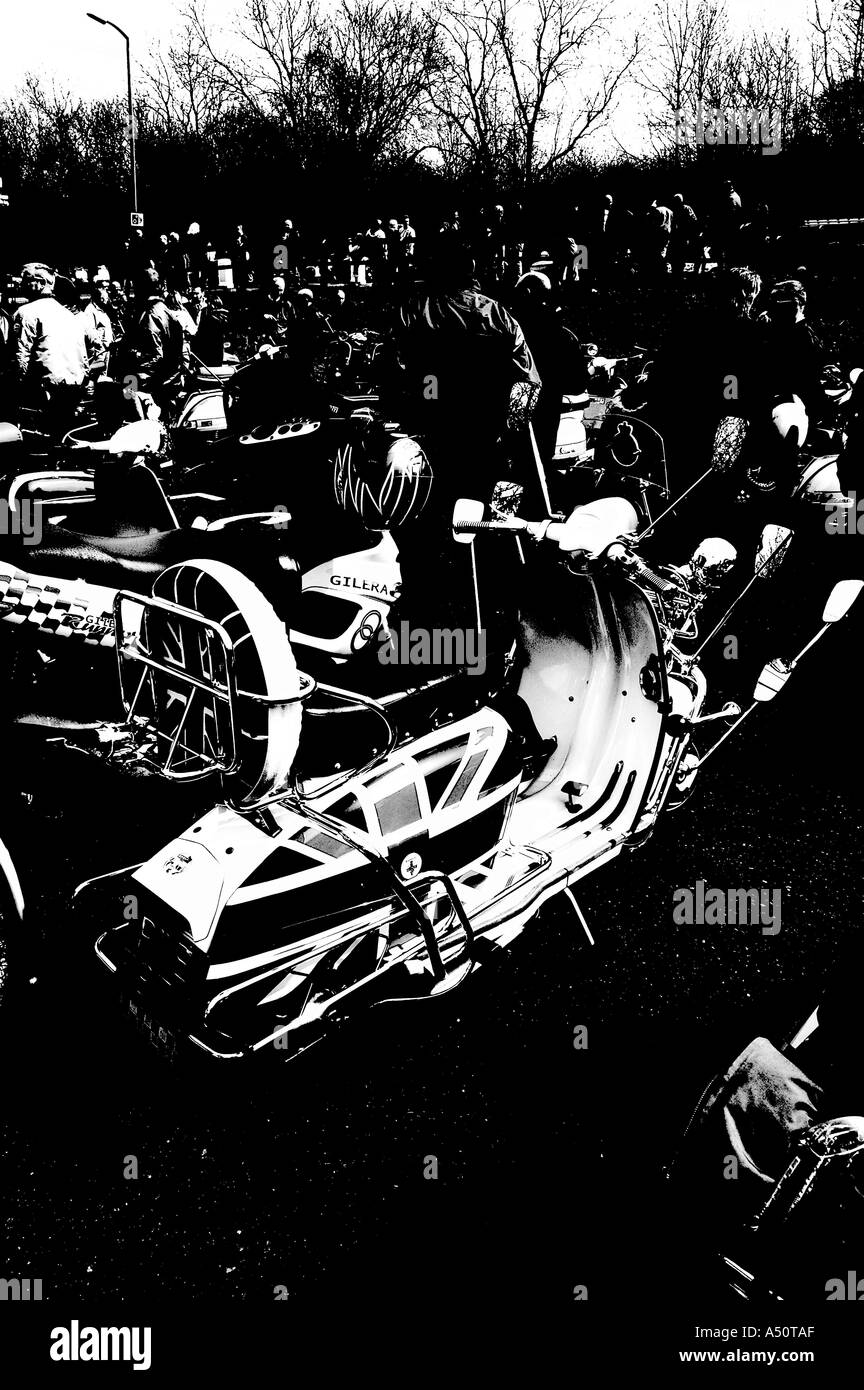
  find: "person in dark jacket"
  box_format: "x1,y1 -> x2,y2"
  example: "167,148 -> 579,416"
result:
163,232 -> 190,293
126,270 -> 185,410
190,287 -> 228,367
744,278 -> 826,493
379,240 -> 542,669
389,240 -> 540,515
511,269 -> 584,471
668,193 -> 699,276
184,222 -> 207,288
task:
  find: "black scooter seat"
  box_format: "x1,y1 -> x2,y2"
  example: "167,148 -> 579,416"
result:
9,528 -> 171,590
5,525 -> 300,621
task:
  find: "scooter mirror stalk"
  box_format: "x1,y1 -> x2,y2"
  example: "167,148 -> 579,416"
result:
687,701 -> 742,725
695,577 -> 860,768
782,578 -> 864,669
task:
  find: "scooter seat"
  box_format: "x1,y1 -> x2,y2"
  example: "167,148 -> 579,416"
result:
5,526 -> 301,621
9,529 -> 172,589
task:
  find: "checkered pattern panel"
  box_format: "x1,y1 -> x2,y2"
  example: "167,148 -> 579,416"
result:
0,564 -> 118,645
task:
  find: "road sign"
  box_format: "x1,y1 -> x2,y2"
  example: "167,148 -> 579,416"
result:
0,193 -> 9,208
130,211 -> 144,228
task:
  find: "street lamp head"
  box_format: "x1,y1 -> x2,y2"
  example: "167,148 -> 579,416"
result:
85,9 -> 136,211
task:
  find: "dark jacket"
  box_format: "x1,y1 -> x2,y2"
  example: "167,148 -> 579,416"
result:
131,296 -> 185,388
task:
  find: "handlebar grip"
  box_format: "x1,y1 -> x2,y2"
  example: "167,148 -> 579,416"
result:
632,561 -> 679,593
452,518 -> 528,535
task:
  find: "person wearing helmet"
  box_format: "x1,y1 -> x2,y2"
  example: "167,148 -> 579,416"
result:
11,262 -> 90,438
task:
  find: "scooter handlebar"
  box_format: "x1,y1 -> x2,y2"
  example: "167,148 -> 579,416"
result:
451,515 -> 540,537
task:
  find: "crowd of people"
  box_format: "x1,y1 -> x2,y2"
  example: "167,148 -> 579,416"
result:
0,177 -> 839,505
0,174 -> 856,720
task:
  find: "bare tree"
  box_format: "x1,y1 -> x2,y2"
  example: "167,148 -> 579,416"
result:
141,24 -> 231,136
637,0 -> 731,153
811,0 -> 864,87
431,0 -> 640,185
807,0 -> 864,143
719,28 -> 804,147
428,3 -> 512,178
317,0 -> 443,159
173,0 -> 328,134
164,0 -> 440,161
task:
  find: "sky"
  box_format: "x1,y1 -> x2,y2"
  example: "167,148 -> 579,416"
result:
0,0 -> 822,154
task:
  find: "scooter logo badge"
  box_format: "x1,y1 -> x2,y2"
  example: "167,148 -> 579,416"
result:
163,852 -> 192,876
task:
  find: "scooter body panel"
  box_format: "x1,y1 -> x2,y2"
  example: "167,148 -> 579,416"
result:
91,567 -> 694,1057
512,573 -> 669,841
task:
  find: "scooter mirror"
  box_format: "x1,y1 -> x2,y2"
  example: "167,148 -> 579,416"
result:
490,480 -> 524,517
822,578 -> 864,623
753,658 -> 793,703
452,498 -> 485,544
755,524 -> 792,579
710,415 -> 747,474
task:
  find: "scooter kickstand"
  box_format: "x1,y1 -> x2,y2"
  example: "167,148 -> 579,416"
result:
563,886 -> 595,946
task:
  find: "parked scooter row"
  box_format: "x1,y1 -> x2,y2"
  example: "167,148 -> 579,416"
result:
0,390 -> 856,1063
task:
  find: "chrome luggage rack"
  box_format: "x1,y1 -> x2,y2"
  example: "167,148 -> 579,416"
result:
112,589 -> 314,783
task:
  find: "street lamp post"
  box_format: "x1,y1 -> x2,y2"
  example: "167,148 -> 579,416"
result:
87,12 -> 138,214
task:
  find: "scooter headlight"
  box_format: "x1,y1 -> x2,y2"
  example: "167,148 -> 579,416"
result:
690,537 -> 737,588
